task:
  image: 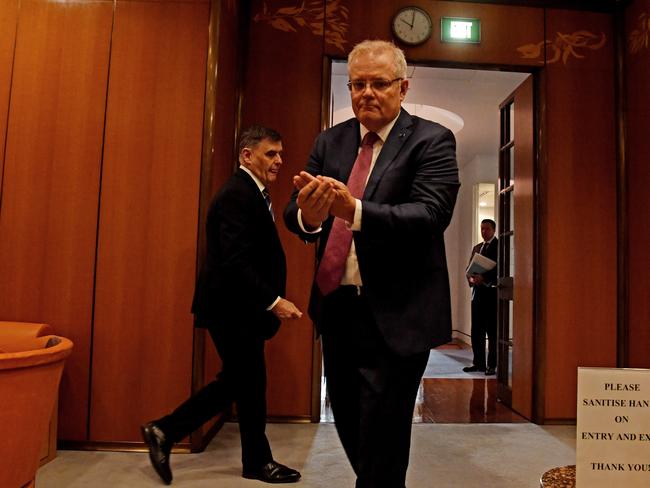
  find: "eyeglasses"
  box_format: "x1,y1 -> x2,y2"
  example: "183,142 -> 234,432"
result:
347,78 -> 403,93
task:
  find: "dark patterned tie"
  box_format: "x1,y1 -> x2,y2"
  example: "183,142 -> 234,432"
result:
262,188 -> 274,221
315,131 -> 379,295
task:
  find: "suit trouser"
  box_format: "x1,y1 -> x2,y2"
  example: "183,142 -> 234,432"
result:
320,287 -> 429,488
155,327 -> 272,471
470,287 -> 497,369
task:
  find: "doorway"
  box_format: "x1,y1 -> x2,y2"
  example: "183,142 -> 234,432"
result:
319,61 -> 534,423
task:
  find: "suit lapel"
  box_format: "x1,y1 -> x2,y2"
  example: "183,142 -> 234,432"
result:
235,169 -> 278,230
336,119 -> 362,184
363,109 -> 414,200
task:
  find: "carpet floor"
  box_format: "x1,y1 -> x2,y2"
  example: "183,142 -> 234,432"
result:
37,422 -> 575,488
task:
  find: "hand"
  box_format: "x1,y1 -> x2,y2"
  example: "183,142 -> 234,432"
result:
271,298 -> 303,320
294,171 -> 335,228
319,176 -> 356,223
471,274 -> 485,285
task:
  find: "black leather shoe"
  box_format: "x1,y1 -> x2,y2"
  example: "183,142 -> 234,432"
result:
141,422 -> 173,485
485,367 -> 496,376
243,461 -> 301,483
462,365 -> 486,373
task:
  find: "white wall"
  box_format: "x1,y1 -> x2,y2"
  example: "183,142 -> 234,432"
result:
445,153 -> 498,343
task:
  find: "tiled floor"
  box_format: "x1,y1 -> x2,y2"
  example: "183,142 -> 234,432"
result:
416,377 -> 527,423
322,341 -> 527,424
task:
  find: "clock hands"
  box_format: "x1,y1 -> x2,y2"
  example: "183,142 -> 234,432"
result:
400,17 -> 413,29
393,7 -> 432,44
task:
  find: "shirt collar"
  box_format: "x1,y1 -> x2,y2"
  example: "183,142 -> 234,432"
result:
360,111 -> 400,145
239,165 -> 266,193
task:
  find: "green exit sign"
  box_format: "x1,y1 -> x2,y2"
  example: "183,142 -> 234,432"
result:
441,17 -> 481,44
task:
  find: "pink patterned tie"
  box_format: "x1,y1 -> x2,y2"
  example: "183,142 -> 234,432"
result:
315,131 -> 379,295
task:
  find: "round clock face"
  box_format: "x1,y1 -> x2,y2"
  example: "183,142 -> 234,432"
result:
392,7 -> 433,46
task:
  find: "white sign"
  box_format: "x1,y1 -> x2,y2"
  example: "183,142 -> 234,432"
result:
450,21 -> 473,39
577,367 -> 650,487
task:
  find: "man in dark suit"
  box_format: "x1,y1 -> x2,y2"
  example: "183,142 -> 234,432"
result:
464,218 -> 499,376
141,126 -> 302,485
284,40 -> 460,488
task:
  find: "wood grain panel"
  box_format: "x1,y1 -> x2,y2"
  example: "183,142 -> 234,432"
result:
201,0 -> 239,381
118,0 -> 208,3
0,0 -> 19,196
242,0 -> 324,418
542,9 -> 617,420
327,0 -> 544,66
512,75 -> 534,419
625,0 -> 650,368
190,0 -> 240,448
0,0 -> 113,441
90,0 -> 208,441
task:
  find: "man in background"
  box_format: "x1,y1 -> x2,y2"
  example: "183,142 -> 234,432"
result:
464,218 -> 499,376
141,126 -> 302,485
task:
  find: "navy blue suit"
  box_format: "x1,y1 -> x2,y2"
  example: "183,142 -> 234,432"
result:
284,109 -> 460,488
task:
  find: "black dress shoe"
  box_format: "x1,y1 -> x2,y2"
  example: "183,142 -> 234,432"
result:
462,365 -> 486,373
141,422 -> 173,485
485,367 -> 496,376
243,461 -> 301,483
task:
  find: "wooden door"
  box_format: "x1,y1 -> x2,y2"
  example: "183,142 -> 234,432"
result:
497,75 -> 535,420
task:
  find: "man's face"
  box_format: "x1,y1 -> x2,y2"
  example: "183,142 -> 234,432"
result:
241,138 -> 283,187
348,50 -> 408,132
481,223 -> 496,242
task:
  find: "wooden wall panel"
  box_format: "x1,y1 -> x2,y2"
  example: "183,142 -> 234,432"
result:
0,0 -> 113,441
242,0 -> 325,418
190,0 -> 241,445
542,9 -> 617,420
201,0 -> 241,381
512,75 -> 534,419
90,0 -> 208,441
325,0 -> 544,66
625,0 -> 650,368
119,0 -> 208,3
0,0 -> 19,196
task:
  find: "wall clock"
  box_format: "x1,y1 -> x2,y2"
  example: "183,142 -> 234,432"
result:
391,6 -> 433,46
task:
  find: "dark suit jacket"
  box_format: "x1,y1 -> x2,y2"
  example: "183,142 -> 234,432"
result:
192,169 -> 286,340
284,109 -> 460,356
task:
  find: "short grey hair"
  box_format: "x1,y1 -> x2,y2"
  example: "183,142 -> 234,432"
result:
238,125 -> 281,152
348,40 -> 407,79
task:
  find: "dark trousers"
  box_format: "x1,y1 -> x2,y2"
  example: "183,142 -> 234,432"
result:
470,287 -> 497,369
155,327 -> 272,471
320,287 -> 429,488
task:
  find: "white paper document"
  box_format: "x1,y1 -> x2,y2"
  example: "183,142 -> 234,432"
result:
465,253 -> 496,276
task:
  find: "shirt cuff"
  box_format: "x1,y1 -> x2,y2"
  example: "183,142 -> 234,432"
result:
266,296 -> 281,311
348,199 -> 362,231
298,209 -> 322,234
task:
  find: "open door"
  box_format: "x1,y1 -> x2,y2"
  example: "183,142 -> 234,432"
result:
496,75 -> 535,420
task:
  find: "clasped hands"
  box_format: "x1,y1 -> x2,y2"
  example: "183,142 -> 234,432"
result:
293,171 -> 356,230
